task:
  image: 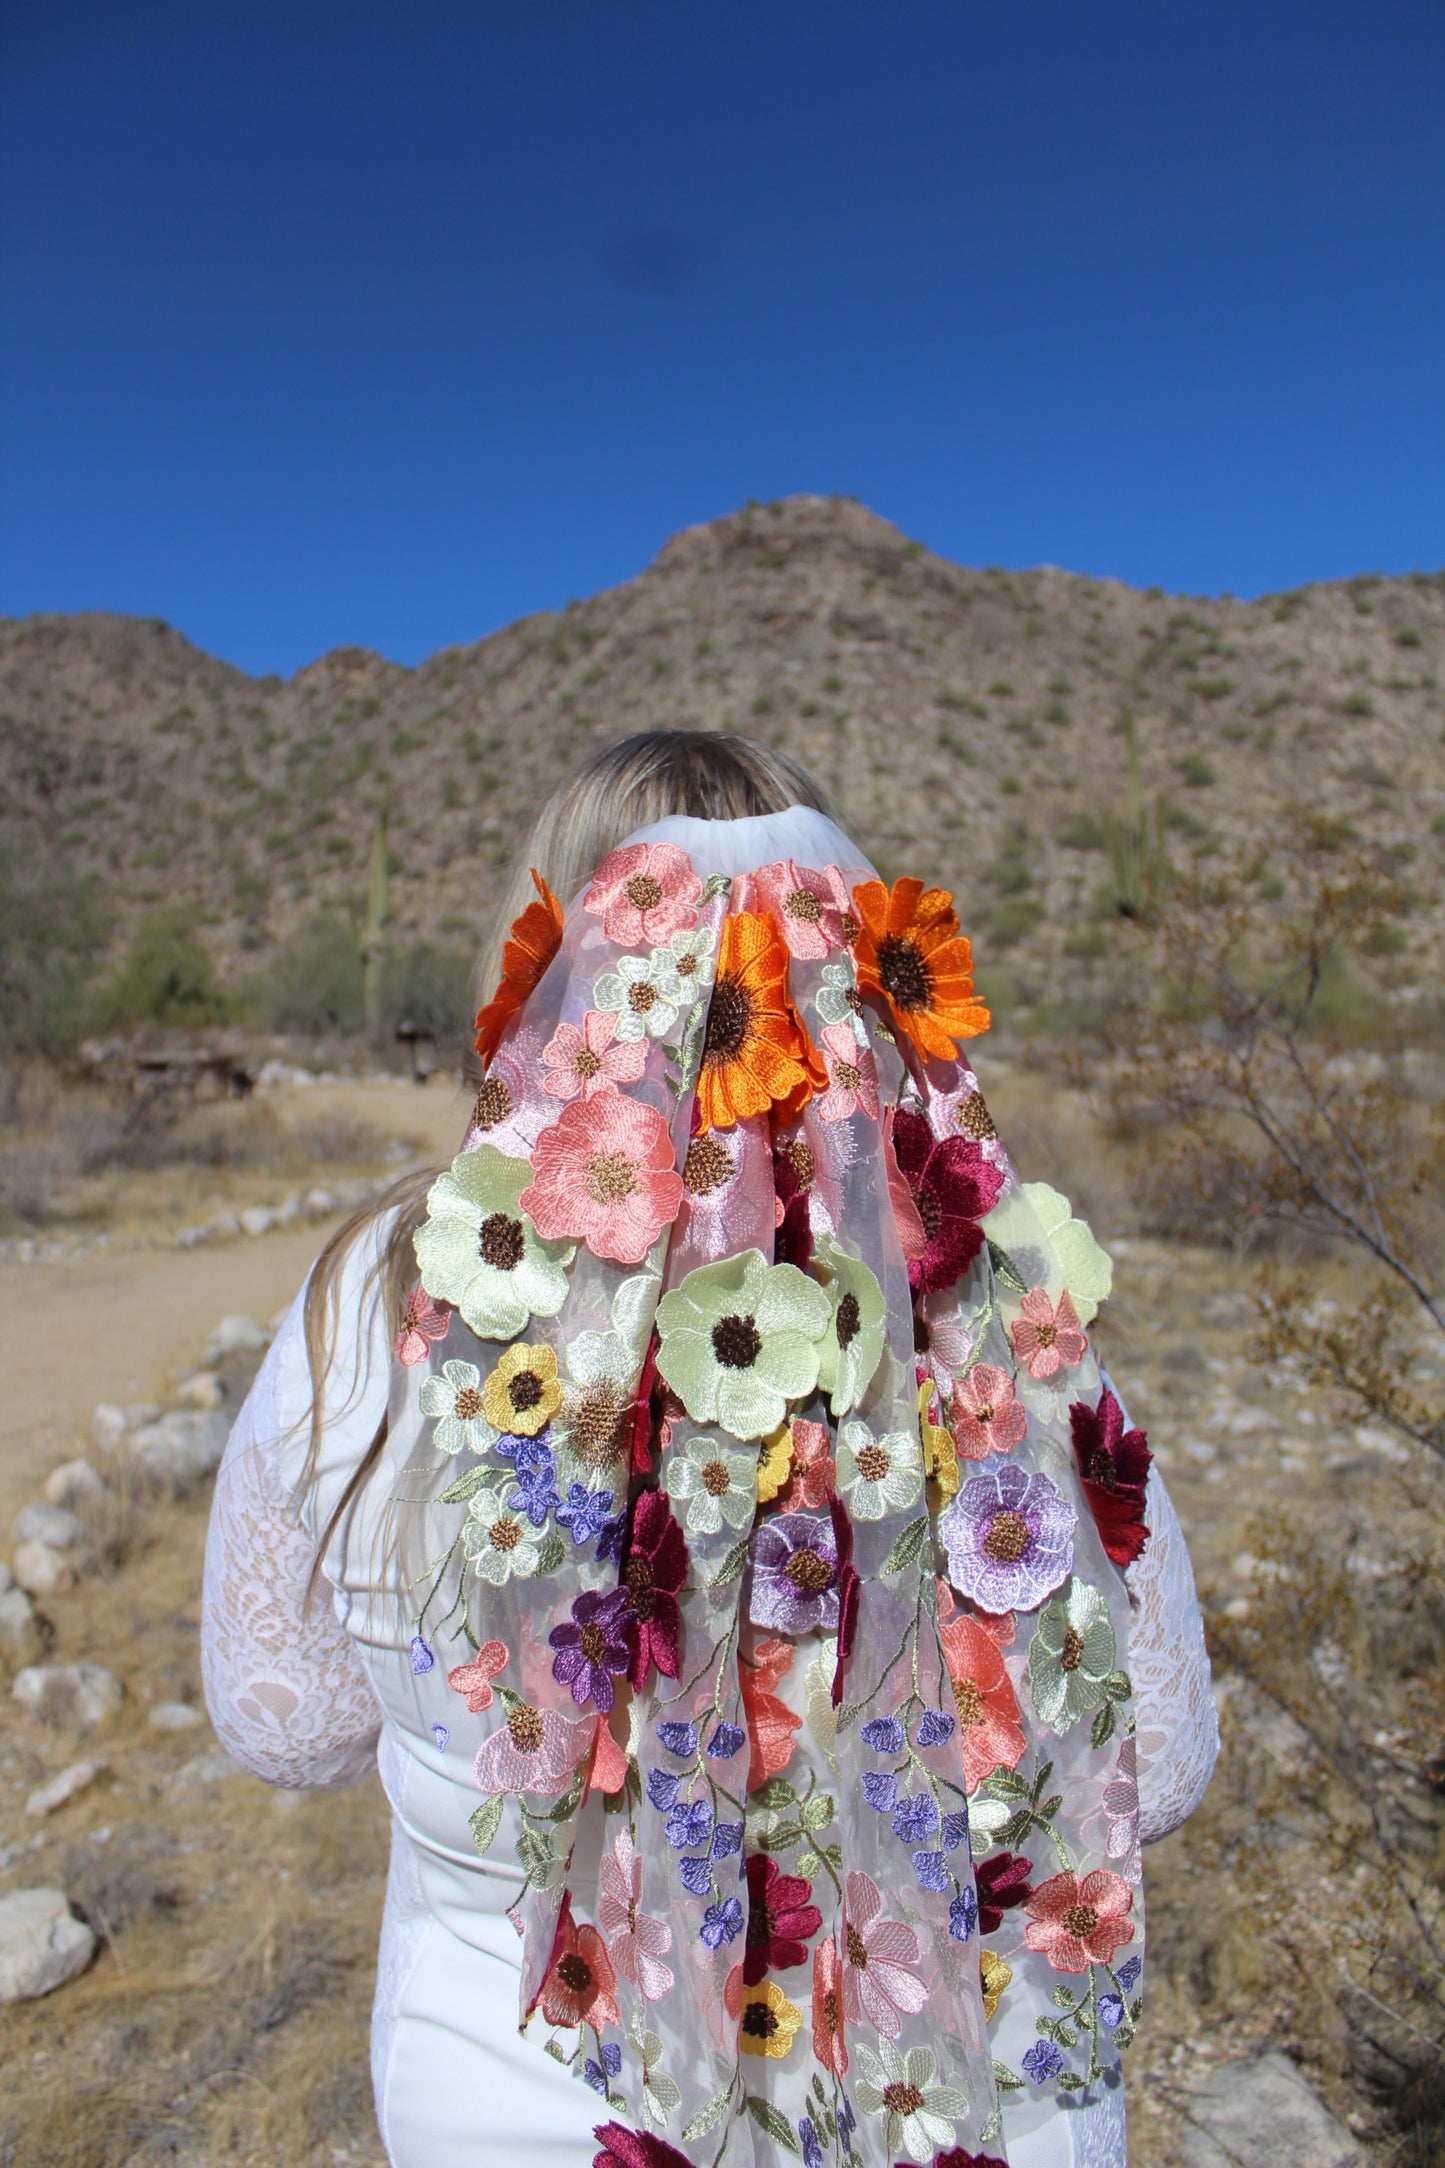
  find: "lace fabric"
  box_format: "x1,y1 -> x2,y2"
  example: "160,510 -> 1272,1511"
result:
1128,1469 -> 1219,1846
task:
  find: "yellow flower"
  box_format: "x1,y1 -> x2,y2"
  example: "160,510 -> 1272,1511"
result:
757,1422 -> 793,1505
481,1343 -> 563,1437
919,1381 -> 959,1502
739,1978 -> 803,2060
980,1948 -> 1012,2022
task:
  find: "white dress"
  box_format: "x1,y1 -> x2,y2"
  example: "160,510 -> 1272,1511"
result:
201,1216 -> 1218,2168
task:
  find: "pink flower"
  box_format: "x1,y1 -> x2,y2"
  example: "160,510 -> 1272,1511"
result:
744,859 -> 853,960
472,1702 -> 594,1795
951,1363 -> 1028,1459
540,1913 -> 620,2030
598,1827 -> 675,2000
840,1869 -> 929,2039
584,841 -> 702,947
1010,1287 -> 1087,1380
396,1285 -> 450,1366
777,1416 -> 837,1513
814,1021 -> 881,1125
541,1008 -> 647,1102
913,1292 -> 977,1398
447,1638 -> 509,1712
521,1086 -> 684,1266
1023,1868 -> 1135,1973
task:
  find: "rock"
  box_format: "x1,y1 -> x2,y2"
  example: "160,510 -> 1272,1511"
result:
148,1701 -> 203,1732
12,1540 -> 75,1596
305,1187 -> 334,1214
207,1210 -> 242,1240
13,1503 -> 85,1551
43,1460 -> 106,1511
172,1747 -> 247,1786
175,1371 -> 225,1412
239,1205 -> 276,1237
91,1404 -> 129,1453
25,1759 -> 106,1817
124,1410 -> 230,1490
207,1314 -> 268,1357
12,1663 -> 124,1729
0,1586 -> 42,1660
1182,2052 -> 1366,2168
0,1889 -> 96,2002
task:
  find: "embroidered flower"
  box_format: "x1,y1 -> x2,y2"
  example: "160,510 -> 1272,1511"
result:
447,1637 -> 509,1713
746,858 -> 853,960
739,1976 -> 805,2059
840,1869 -> 929,2040
598,1827 -> 675,2000
507,1440 -> 560,1528
1068,1387 -> 1152,1567
913,1292 -> 978,1398
666,1433 -> 758,1538
940,1462 -> 1076,1614
812,1236 -> 887,1417
1021,1180 -> 1114,1325
541,1007 -> 648,1102
655,1248 -> 831,1441
591,2125 -> 693,2168
474,869 -> 565,1069
931,2149 -> 1009,2168
850,876 -> 990,1060
852,2039 -> 968,2162
1022,2040 -> 1068,2086
815,956 -> 868,1044
478,1342 -> 563,1438
741,1636 -> 802,1789
776,1414 -> 836,1513
814,1020 -> 881,1125
699,1897 -> 745,1949
464,1026 -> 556,1159
522,1087 -> 683,1267
936,1609 -> 1026,1790
836,1417 -> 924,1522
414,1145 -> 574,1341
592,952 -> 684,1044
919,1382 -> 960,1501
890,1110 -> 1004,1294
974,1850 -> 1035,1934
750,1512 -> 839,1634
552,1275 -> 655,1490
952,1364 -> 1028,1461
648,924 -> 717,1010
1027,1575 -> 1118,1734
418,1358 -> 497,1456
623,1489 -> 687,1688
471,1699 -> 593,1794
584,841 -> 702,948
1023,1868 -> 1135,1973
555,1480 -> 615,1545
743,1852 -> 821,1983
1010,1287 -> 1087,1381
811,1933 -> 848,2073
540,1913 -> 620,2030
979,1947 -> 1012,2021
462,1484 -> 544,1585
549,1587 -> 635,1713
396,1285 -> 450,1366
693,910 -> 820,1133
756,1422 -> 793,1504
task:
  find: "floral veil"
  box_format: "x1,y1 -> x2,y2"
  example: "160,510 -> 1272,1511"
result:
400,805 -> 1150,2167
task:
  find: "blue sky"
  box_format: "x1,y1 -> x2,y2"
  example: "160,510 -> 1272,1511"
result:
2,1 -> 1442,675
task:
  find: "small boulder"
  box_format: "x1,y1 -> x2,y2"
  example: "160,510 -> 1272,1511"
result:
12,1663 -> 124,1729
0,1889 -> 96,2002
207,1314 -> 268,1358
206,1210 -> 242,1240
305,1187 -> 334,1214
239,1205 -> 276,1237
13,1503 -> 85,1551
91,1404 -> 129,1454
148,1701 -> 203,1733
124,1410 -> 230,1491
12,1540 -> 75,1597
1182,2052 -> 1366,2168
175,1371 -> 225,1412
43,1460 -> 106,1511
25,1759 -> 106,1817
0,1585 -> 42,1660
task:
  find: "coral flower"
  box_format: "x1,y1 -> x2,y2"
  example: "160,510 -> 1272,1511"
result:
541,1008 -> 648,1102
811,1933 -> 848,2073
890,1110 -> 1004,1294
777,1415 -> 837,1513
540,1913 -> 620,2030
474,868 -> 565,1069
447,1638 -> 509,1713
952,1364 -> 1028,1461
839,1870 -> 929,2039
740,1636 -> 802,1791
1023,1868 -> 1135,1973
1069,1387 -> 1153,1566
583,840 -> 702,948
738,1977 -> 804,2059
598,1828 -> 675,2000
693,910 -> 819,1133
521,1086 -> 684,1266
622,1489 -> 688,1689
850,876 -> 990,1060
1010,1287 -> 1087,1381
744,1853 -> 822,1984
936,1609 -> 1027,1790
815,1020 -> 881,1124
743,858 -> 853,959
472,1700 -> 595,1795
396,1285 -> 450,1366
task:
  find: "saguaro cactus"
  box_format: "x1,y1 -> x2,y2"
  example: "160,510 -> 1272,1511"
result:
361,807 -> 390,1030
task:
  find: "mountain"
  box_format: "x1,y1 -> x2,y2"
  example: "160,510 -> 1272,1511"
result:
3,495 -> 1442,1008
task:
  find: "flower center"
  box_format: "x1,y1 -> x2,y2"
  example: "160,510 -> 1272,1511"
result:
401,1302 -> 420,1334
822,1987 -> 840,2034
958,1091 -> 997,1140
835,1291 -> 861,1350
882,2082 -> 925,2117
704,973 -> 754,1064
489,1514 -> 523,1553
952,1676 -> 984,1726
1060,1626 -> 1085,1672
912,1182 -> 943,1244
844,1923 -> 868,1970
573,1046 -> 602,1078
624,1555 -> 656,1620
509,1369 -> 544,1412
983,1508 -> 1031,1564
567,1383 -> 627,1468
1062,1902 -> 1099,1938
683,1135 -> 734,1196
845,985 -> 863,1015
784,1139 -> 816,1189
585,1148 -> 642,1205
454,1385 -> 485,1420
557,1952 -> 593,1993
839,911 -> 861,945
975,1400 -> 995,1424
784,1547 -> 834,1593
785,886 -> 823,923
712,1313 -> 762,1369
747,1899 -> 775,1946
479,1212 -> 525,1270
579,1622 -> 608,1665
833,1058 -> 861,1091
1034,1320 -> 1057,1348
507,1702 -> 544,1751
856,1442 -> 891,1484
625,872 -> 664,911
741,2001 -> 779,2040
628,979 -> 658,1014
876,933 -> 931,1013
1088,1448 -> 1117,1489
702,1457 -> 733,1498
472,1075 -> 514,1131
675,950 -> 698,977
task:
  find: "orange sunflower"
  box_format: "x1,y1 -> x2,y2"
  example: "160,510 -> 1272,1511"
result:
850,876 -> 990,1060
474,868 -> 565,1068
694,910 -> 821,1133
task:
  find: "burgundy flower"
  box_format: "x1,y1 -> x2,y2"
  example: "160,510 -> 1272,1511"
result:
829,1493 -> 861,1708
630,1332 -> 661,1478
1069,1388 -> 1152,1568
623,1489 -> 688,1689
592,2122 -> 694,2168
772,1131 -> 815,1272
890,1109 -> 1004,1294
920,2151 -> 1010,2168
975,1850 -> 1034,1935
549,1587 -> 635,1713
744,1852 -> 822,1984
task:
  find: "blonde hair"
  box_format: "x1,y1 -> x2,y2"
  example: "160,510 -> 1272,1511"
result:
301,729 -> 834,1579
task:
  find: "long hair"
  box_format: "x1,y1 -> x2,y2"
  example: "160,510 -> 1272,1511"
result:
300,730 -> 835,1582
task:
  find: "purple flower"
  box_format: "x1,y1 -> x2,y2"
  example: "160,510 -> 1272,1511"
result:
861,1715 -> 904,1753
800,2117 -> 823,2168
548,1587 -> 633,1712
915,1708 -> 955,1747
913,1849 -> 949,1892
585,2043 -> 623,2092
658,1720 -> 697,1758
647,1767 -> 680,1810
891,1792 -> 939,1845
861,1770 -> 898,1812
939,1461 -> 1077,1612
509,1449 -> 559,1527
595,1511 -> 627,1565
555,1481 -> 615,1545
678,1855 -> 713,1895
749,1512 -> 839,1635
700,1897 -> 744,1948
1023,2040 -> 1067,2086
409,1635 -> 435,1675
711,1819 -> 744,1858
706,1721 -> 746,1760
949,1886 -> 979,1943
495,1430 -> 551,1472
941,1809 -> 970,1853
431,1722 -> 450,1750
1118,1954 -> 1142,1992
665,1797 -> 713,1851
1099,1992 -> 1125,2030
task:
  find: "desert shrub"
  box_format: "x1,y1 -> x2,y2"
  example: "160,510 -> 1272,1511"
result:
378,939 -> 476,1043
99,908 -> 229,1027
1057,813 -> 1105,851
0,847 -> 108,1054
255,914 -> 365,1033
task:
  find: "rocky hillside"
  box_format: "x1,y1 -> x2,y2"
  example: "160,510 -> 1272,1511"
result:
3,495 -> 1442,1007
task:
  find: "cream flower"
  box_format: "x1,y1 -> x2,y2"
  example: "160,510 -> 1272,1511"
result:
665,1433 -> 758,1537
853,2040 -> 967,2162
417,1358 -> 497,1457
647,925 -> 717,1011
592,954 -> 683,1043
655,1247 -> 830,1441
835,1416 -> 924,1521
462,1484 -> 544,1585
812,1234 -> 886,1417
414,1146 -> 574,1342
552,1273 -> 657,1489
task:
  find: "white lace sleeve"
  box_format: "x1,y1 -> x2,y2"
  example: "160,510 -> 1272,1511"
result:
200,1289 -> 383,1790
1127,1467 -> 1219,1842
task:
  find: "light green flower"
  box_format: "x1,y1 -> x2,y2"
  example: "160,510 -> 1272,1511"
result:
592,954 -> 682,1043
655,1247 -> 831,1440
814,958 -> 868,1044
853,2041 -> 967,2163
1022,1181 -> 1114,1326
552,1272 -> 658,1490
648,925 -> 717,1011
414,1147 -> 574,1342
417,1358 -> 496,1457
812,1235 -> 886,1416
665,1433 -> 759,1537
965,1788 -> 1015,1859
462,1485 -> 543,1585
1027,1574 -> 1117,1734
835,1416 -> 923,1521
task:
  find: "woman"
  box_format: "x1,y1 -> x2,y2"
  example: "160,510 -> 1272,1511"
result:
202,729 -> 1217,2168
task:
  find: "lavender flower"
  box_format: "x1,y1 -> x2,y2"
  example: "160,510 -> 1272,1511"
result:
700,1897 -> 744,1948
939,1461 -> 1077,1612
706,1721 -> 746,1760
1023,2040 -> 1067,2086
555,1480 -> 614,1545
749,1512 -> 839,1635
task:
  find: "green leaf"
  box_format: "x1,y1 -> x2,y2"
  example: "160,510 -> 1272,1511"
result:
1057,2024 -> 1078,2049
438,1465 -> 492,1504
758,1818 -> 803,1854
712,1539 -> 750,1589
981,1767 -> 1031,1802
534,1529 -> 566,1575
1052,1985 -> 1077,2010
801,1790 -> 835,1832
517,1828 -> 554,1877
751,1776 -> 799,1813
700,871 -> 733,903
745,2097 -> 801,2153
1056,2071 -> 1086,2091
1105,1668 -> 1133,1703
647,2074 -> 682,2115
1090,1701 -> 1117,1750
987,1238 -> 1029,1293
993,2060 -> 1026,2094
1032,1758 -> 1055,1798
1037,1794 -> 1064,1824
999,1810 -> 1033,1848
544,2036 -> 570,2065
833,1700 -> 861,1733
468,1795 -> 504,1855
881,1515 -> 931,1577
682,2089 -> 734,2144
820,1840 -> 844,1870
